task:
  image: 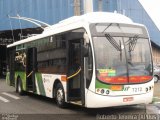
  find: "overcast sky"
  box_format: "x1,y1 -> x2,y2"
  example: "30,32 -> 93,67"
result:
138,0 -> 160,31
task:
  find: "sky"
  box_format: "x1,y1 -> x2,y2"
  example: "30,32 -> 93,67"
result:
138,0 -> 160,31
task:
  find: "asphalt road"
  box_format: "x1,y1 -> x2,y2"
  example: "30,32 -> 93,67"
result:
0,78 -> 160,120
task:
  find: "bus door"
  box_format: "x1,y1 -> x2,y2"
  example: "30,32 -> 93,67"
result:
8,48 -> 15,86
26,47 -> 37,92
67,39 -> 85,105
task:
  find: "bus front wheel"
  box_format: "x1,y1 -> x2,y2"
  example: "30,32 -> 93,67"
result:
154,75 -> 159,83
55,83 -> 67,108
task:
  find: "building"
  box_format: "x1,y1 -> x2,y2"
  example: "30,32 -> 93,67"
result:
0,0 -> 76,77
0,0 -> 160,77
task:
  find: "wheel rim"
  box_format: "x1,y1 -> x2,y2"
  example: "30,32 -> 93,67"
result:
56,88 -> 63,105
154,76 -> 158,82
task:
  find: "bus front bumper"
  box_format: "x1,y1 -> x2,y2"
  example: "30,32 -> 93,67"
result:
85,90 -> 153,108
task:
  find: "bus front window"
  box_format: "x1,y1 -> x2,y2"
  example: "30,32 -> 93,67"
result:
93,36 -> 128,84
125,36 -> 152,83
91,23 -> 152,84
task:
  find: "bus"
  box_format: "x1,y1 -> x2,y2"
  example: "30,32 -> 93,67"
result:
6,12 -> 154,108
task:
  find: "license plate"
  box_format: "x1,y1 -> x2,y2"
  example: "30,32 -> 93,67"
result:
123,97 -> 134,102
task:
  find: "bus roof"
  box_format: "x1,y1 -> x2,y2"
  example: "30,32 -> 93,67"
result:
7,12 -> 135,48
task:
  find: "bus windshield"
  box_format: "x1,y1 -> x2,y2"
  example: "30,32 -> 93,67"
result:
90,23 -> 152,84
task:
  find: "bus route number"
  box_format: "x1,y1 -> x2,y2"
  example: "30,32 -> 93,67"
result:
132,87 -> 142,93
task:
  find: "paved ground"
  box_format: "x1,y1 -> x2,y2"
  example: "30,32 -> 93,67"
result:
153,81 -> 160,103
0,78 -> 160,120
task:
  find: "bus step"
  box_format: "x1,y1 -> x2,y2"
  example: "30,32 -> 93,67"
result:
70,101 -> 82,106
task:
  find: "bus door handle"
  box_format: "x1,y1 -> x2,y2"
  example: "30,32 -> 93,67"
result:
67,67 -> 81,79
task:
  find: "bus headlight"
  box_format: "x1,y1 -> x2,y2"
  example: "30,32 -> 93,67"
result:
106,90 -> 110,95
96,89 -> 110,95
146,86 -> 153,92
101,89 -> 104,94
146,87 -> 148,92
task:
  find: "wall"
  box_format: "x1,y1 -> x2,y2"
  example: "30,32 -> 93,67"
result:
116,0 -> 160,46
152,43 -> 160,65
0,0 -> 74,31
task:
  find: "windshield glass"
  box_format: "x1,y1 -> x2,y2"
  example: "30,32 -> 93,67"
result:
91,23 -> 152,84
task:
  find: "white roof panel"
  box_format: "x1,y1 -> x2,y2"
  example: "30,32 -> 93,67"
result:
7,12 -> 135,48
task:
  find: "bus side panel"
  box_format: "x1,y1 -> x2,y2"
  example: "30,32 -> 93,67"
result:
35,73 -> 66,99
35,73 -> 46,96
15,71 -> 26,91
6,47 -> 16,86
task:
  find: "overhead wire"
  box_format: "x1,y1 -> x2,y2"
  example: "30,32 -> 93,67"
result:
0,1 -> 31,30
17,14 -> 23,40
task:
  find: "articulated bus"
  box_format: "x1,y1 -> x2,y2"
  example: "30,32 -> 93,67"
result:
6,12 -> 154,108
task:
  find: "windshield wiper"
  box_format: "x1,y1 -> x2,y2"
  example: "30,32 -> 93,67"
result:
105,34 -> 121,51
125,35 -> 139,52
105,34 -> 123,61
125,35 -> 139,66
102,23 -> 121,33
102,23 -> 112,33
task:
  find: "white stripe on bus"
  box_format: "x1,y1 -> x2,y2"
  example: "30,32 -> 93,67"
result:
35,76 -> 40,95
2,92 -> 20,100
0,96 -> 10,102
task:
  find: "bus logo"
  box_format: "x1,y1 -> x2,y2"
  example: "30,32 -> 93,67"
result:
123,86 -> 130,91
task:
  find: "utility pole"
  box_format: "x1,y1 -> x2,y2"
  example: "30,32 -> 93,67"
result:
83,0 -> 93,14
98,0 -> 103,11
74,0 -> 80,15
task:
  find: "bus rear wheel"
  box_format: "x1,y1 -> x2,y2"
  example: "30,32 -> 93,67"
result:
55,83 -> 67,108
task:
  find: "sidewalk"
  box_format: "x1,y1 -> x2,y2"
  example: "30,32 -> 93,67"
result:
147,81 -> 160,115
0,79 -> 15,92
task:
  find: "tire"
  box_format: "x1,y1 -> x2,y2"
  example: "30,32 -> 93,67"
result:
17,78 -> 24,95
55,83 -> 67,108
154,75 -> 159,83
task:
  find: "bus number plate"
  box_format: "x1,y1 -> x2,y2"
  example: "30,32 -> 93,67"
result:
132,87 -> 142,93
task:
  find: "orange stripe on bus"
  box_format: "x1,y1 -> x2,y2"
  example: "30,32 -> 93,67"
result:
111,85 -> 123,91
61,75 -> 67,81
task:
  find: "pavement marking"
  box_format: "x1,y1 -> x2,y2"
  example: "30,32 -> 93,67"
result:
2,92 -> 20,100
0,96 -> 10,102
